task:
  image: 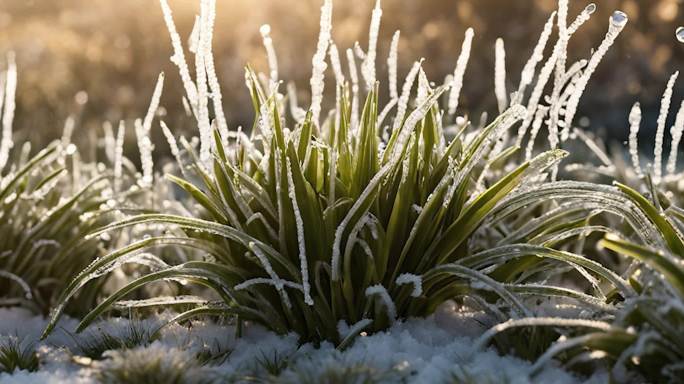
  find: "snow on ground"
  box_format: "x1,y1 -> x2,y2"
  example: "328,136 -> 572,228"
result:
0,304 -> 607,383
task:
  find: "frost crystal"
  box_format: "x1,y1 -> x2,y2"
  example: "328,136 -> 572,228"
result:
114,120 -> 125,192
448,28 -> 474,116
562,9 -> 628,140
395,273 -> 422,297
203,0 -> 230,148
143,72 -> 165,134
159,0 -> 198,113
392,60 -> 423,134
627,102 -> 642,177
387,30 -> 400,99
0,53 -> 17,172
654,71 -> 679,183
365,284 -> 397,321
310,0 -> 333,126
667,100 -> 684,175
134,119 -> 154,187
328,42 -> 344,87
285,159 -> 313,306
346,48 -> 360,133
260,23 -> 279,89
161,121 -> 185,178
494,38 -> 507,113
516,12 -> 556,104
194,0 -> 214,170
360,0 -> 382,91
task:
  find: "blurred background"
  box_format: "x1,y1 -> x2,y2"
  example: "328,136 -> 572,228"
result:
0,0 -> 683,154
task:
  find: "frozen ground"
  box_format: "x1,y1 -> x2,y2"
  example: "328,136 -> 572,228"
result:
0,303 -> 607,383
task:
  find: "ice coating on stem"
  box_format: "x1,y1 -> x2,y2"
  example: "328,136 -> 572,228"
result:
203,0 -> 229,148
516,12 -> 556,104
494,38 -> 507,113
346,48 -> 360,133
568,3 -> 596,35
361,0 -> 382,91
160,121 -> 186,178
143,72 -> 164,134
395,273 -> 422,297
134,119 -> 154,187
114,120 -> 125,192
628,102 -> 642,176
562,10 -> 628,141
195,0 -> 212,169
365,284 -> 397,321
260,24 -> 279,89
448,28 -> 474,116
285,159 -> 313,306
0,270 -> 32,300
388,30 -> 400,100
328,42 -> 344,87
392,60 -> 423,134
332,162 -> 393,280
667,100 -> 684,175
654,71 -> 679,183
310,0 -> 333,127
0,53 -> 16,172
248,242 -> 291,308
159,0 -> 198,113
525,106 -> 549,161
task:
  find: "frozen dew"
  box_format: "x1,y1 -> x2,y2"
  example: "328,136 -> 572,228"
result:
677,26 -> 684,42
610,10 -> 628,29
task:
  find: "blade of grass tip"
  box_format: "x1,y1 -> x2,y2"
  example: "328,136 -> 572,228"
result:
600,234 -> 684,296
474,317 -> 613,350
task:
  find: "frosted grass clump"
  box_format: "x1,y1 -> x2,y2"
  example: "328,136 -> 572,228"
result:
4,0 -> 680,382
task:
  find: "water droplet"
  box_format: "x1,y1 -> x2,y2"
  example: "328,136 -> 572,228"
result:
610,10 -> 628,28
259,24 -> 271,36
676,26 -> 684,43
585,3 -> 596,15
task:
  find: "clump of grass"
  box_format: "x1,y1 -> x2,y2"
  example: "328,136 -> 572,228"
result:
22,0 -> 684,382
0,337 -> 39,374
0,139 -> 114,315
94,344 -> 210,384
44,0 -> 638,358
71,320 -> 153,360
